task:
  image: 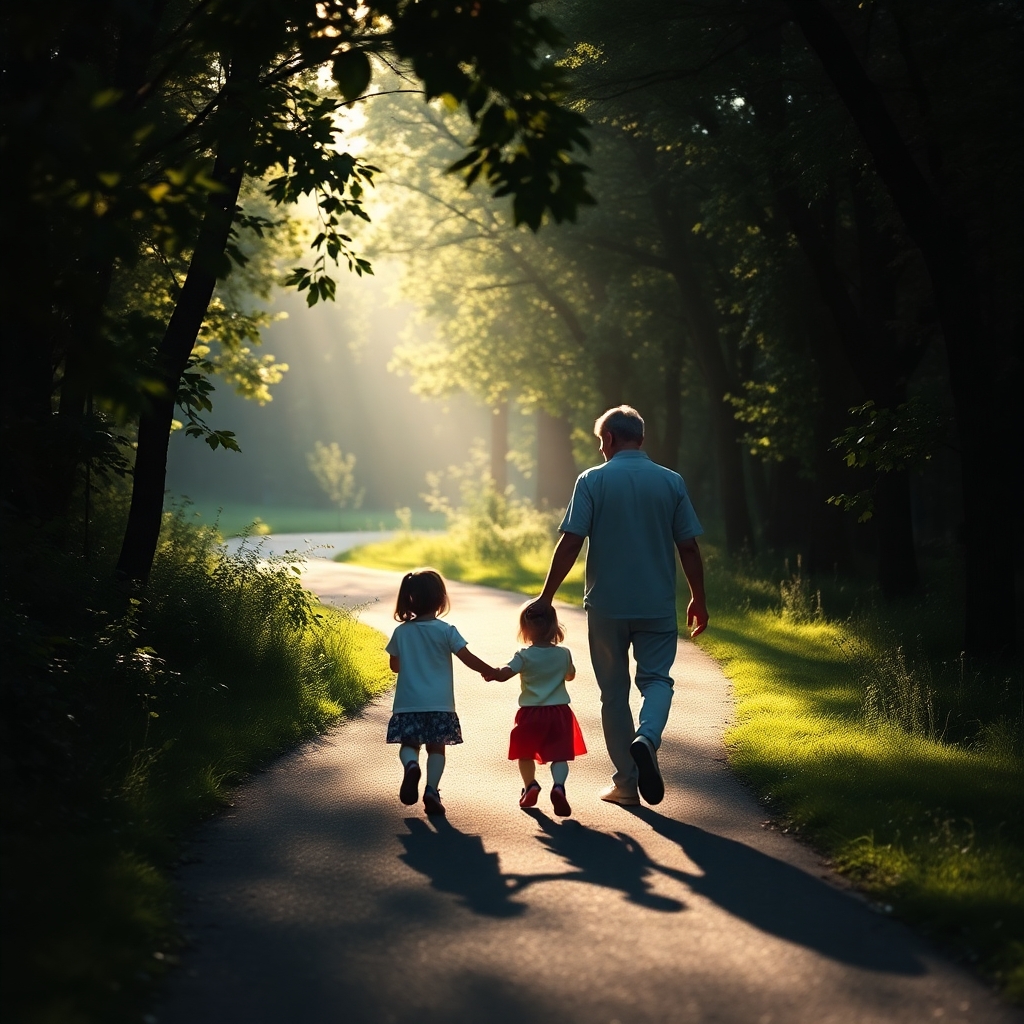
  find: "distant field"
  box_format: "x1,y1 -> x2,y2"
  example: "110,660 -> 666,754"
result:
165,500 -> 447,538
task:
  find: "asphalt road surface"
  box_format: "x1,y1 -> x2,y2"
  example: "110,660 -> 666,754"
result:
155,559 -> 1019,1024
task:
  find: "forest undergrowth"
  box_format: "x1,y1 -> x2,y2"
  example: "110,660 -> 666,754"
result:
341,510 -> 1023,1000
0,503 -> 393,1024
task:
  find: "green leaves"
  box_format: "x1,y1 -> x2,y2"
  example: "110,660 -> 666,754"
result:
332,49 -> 372,102
176,357 -> 241,452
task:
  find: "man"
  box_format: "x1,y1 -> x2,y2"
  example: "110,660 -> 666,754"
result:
530,405 -> 708,806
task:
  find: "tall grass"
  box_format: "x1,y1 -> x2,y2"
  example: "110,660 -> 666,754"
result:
1,503 -> 392,1024
697,545 -> 1023,998
339,469 -> 585,599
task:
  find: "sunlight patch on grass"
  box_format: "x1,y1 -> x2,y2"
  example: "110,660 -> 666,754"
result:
699,605 -> 1023,998
338,532 -> 585,604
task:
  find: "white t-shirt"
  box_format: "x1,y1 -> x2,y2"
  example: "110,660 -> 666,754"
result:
386,618 -> 467,713
506,646 -> 575,707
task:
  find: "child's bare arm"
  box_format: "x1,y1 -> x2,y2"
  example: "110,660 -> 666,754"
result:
389,655 -> 400,672
565,667 -> 576,681
456,647 -> 495,677
489,666 -> 516,682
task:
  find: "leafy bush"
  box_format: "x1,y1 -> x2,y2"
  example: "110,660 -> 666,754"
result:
423,444 -> 560,568
1,502 -> 391,1024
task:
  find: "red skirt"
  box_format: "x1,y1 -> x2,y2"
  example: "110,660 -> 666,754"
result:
508,705 -> 587,764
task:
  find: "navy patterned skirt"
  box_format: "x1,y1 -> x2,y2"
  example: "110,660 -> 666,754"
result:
386,711 -> 463,745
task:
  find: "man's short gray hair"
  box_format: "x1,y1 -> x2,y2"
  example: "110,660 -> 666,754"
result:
594,405 -> 645,444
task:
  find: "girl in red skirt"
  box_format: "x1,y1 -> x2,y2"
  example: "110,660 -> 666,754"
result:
487,603 -> 587,817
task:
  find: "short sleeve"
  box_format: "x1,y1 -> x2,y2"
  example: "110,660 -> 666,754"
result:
506,652 -> 524,674
385,627 -> 401,656
559,473 -> 593,537
446,623 -> 467,652
565,648 -> 575,676
672,479 -> 704,542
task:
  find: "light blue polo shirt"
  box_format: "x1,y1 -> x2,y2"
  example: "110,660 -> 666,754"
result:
559,450 -> 702,619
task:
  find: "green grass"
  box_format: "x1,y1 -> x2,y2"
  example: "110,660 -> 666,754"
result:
1,507 -> 395,1024
341,530 -> 1024,999
336,530 -> 586,602
168,500 -> 446,538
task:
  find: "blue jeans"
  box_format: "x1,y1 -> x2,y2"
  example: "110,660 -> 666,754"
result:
586,610 -> 678,790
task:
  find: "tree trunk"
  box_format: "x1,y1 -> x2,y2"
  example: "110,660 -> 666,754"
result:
536,409 -> 577,508
116,100 -> 253,582
490,402 -> 508,493
788,0 -> 1015,654
658,327 -> 685,472
666,244 -> 754,553
876,467 -> 919,598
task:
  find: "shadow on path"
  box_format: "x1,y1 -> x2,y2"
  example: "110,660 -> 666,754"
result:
629,808 -> 925,974
398,818 -> 526,918
524,809 -> 685,912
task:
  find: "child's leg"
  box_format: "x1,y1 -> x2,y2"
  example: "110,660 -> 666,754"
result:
425,742 -> 445,789
399,743 -> 422,804
550,761 -> 571,816
518,758 -> 537,788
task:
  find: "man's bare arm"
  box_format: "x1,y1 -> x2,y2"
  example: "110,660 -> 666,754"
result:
677,537 -> 709,637
536,531 -> 586,606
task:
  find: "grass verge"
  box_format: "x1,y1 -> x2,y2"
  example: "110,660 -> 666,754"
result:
168,499 -> 445,538
336,530 -> 585,602
1,507 -> 393,1023
341,530 -> 1023,999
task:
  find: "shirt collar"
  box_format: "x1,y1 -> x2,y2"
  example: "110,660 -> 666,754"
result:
610,450 -> 649,460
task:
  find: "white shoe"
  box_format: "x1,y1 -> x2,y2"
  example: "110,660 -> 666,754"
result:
598,783 -> 641,806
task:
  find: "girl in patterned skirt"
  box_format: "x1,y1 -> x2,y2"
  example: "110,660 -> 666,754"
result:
385,568 -> 496,817
486,603 -> 587,817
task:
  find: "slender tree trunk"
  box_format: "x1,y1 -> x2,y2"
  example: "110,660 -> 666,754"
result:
665,241 -> 754,553
659,327 -> 685,472
787,0 -> 1015,653
490,401 -> 508,493
536,409 -> 577,508
117,99 -> 254,582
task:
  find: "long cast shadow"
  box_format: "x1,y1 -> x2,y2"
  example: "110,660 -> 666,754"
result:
523,809 -> 685,912
628,808 -> 924,974
398,817 -> 527,918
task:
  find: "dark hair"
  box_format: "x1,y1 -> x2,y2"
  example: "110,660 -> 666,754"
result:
518,602 -> 565,645
394,568 -> 450,621
594,405 -> 644,445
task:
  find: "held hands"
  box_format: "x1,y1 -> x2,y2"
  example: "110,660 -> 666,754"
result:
481,666 -> 514,682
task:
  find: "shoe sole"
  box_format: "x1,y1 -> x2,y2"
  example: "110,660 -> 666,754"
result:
519,784 -> 541,809
630,737 -> 664,805
423,791 -> 446,816
399,763 -> 421,805
551,787 -> 572,817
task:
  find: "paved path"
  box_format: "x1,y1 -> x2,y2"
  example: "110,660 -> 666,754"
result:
157,560 -> 1018,1024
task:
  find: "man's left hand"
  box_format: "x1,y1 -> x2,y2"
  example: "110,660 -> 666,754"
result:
687,599 -> 709,638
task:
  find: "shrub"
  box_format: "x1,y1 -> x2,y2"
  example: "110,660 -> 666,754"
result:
1,502 -> 391,1024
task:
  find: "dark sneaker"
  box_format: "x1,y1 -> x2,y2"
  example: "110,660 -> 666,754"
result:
550,784 -> 572,817
423,785 -> 446,816
519,781 -> 541,808
399,761 -> 421,805
630,735 -> 664,805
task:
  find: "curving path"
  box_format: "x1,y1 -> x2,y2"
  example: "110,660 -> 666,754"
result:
156,558 -> 1018,1024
